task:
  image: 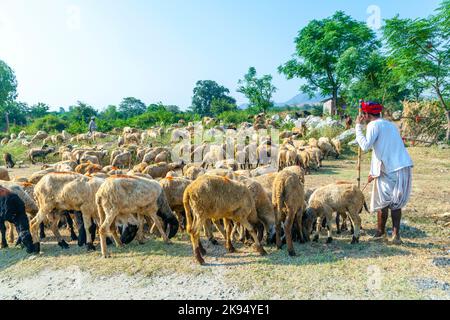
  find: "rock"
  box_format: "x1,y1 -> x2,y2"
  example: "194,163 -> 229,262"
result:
336,128 -> 356,142
392,110 -> 403,121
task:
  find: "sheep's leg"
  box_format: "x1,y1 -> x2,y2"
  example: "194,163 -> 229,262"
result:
324,209 -> 334,244
231,222 -> 239,242
285,211 -> 295,256
190,231 -> 204,265
7,222 -> 15,244
65,212 -> 78,241
30,209 -> 50,244
241,219 -> 267,256
348,210 -> 362,244
336,213 -> 341,234
0,220 -> 8,248
213,219 -> 226,240
312,216 -> 322,243
110,221 -> 122,248
48,214 -> 69,249
275,213 -> 283,250
150,211 -> 170,243
99,214 -> 115,258
174,211 -> 185,231
136,215 -> 145,244
80,210 -> 96,251
295,211 -> 305,244
224,219 -> 235,253
203,220 -> 218,245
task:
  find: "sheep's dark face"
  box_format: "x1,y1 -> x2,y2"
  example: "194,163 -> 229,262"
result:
162,214 -> 179,239
120,224 -> 138,245
303,208 -> 316,235
19,231 -> 35,254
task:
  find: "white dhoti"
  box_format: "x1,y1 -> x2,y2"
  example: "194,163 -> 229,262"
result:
370,166 -> 413,213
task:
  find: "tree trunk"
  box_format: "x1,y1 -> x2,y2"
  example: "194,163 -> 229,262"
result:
436,88 -> 450,142
5,112 -> 9,132
331,89 -> 338,116
446,110 -> 450,142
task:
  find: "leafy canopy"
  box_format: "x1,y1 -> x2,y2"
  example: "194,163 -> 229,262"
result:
279,11 -> 379,105
237,67 -> 277,114
191,80 -> 236,117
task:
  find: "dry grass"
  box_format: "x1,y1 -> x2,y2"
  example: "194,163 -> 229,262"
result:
0,146 -> 449,300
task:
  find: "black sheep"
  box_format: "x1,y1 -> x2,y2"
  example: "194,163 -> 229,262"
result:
0,187 -> 36,254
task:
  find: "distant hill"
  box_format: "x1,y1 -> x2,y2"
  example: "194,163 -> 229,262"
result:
238,93 -> 324,110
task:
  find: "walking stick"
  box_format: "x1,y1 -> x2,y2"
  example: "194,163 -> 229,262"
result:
357,100 -> 363,189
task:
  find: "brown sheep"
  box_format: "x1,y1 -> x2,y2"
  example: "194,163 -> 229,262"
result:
0,168 -> 10,181
28,146 -> 55,164
96,175 -> 179,258
272,169 -> 305,256
331,138 -> 342,157
183,175 -> 267,265
183,166 -> 206,180
31,172 -> 105,251
306,183 -> 367,244
75,162 -> 103,175
3,153 -> 15,169
154,151 -> 171,164
111,151 -> 132,169
159,176 -> 192,230
142,162 -> 184,179
28,168 -> 56,184
318,137 -> 338,159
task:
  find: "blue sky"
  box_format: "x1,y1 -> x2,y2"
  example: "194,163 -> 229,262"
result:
0,0 -> 442,111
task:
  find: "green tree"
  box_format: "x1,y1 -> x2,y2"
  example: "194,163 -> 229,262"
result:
119,97 -> 147,118
237,67 -> 277,114
383,2 -> 450,140
29,103 -> 50,119
68,101 -> 98,123
343,52 -> 410,111
101,105 -> 120,120
211,97 -> 238,115
191,80 -> 236,116
279,11 -> 379,115
0,59 -> 18,131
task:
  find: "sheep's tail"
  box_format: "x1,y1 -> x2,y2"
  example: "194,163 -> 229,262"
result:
183,190 -> 194,234
96,194 -> 106,226
363,201 -> 369,213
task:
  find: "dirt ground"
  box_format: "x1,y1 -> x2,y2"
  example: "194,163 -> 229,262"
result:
0,146 -> 449,300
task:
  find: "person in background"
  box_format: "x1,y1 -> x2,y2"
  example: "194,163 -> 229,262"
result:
355,101 -> 414,245
88,116 -> 97,141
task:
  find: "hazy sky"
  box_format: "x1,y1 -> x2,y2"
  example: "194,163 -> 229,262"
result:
0,0 -> 441,111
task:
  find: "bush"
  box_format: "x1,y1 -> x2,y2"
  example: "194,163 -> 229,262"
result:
27,115 -> 68,134
217,110 -> 252,124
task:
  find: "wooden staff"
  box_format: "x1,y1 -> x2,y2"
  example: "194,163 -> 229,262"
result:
357,99 -> 363,189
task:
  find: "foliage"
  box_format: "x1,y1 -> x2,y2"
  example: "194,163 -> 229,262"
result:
383,4 -> 449,140
191,80 -> 236,116
27,114 -> 69,134
279,11 -> 379,114
343,52 -> 410,111
237,67 -> 277,114
119,97 -> 147,118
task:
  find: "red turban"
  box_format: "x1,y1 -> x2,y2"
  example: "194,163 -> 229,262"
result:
361,101 -> 383,114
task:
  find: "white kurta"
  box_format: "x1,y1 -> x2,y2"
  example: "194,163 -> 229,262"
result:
356,119 -> 414,212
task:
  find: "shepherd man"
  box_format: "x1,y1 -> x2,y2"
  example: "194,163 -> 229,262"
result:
356,101 -> 414,245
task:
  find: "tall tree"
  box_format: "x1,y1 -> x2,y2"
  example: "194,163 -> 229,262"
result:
191,80 -> 236,117
211,97 -> 238,115
343,52 -> 410,111
0,59 -> 18,131
279,11 -> 379,115
119,97 -> 147,118
237,67 -> 277,114
68,101 -> 98,123
29,103 -> 50,119
383,1 -> 450,140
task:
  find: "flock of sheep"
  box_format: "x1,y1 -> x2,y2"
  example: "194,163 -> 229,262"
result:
0,115 -> 367,264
